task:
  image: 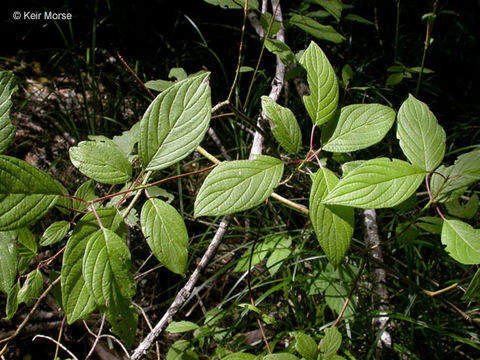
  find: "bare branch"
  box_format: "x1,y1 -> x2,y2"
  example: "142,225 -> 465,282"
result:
363,209 -> 393,359
130,216 -> 231,360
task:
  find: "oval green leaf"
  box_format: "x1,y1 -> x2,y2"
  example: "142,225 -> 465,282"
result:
261,96 -> 302,154
310,168 -> 354,266
300,42 -> 339,126
140,198 -> 189,275
83,227 -> 135,306
69,140 -> 132,184
40,220 -> 70,246
62,207 -> 125,323
0,155 -> 64,230
323,104 -> 396,152
0,231 -> 18,294
17,269 -> 43,306
323,158 -> 425,208
194,155 -> 284,217
320,327 -> 342,358
166,320 -> 199,333
441,219 -> 480,264
295,333 -> 318,360
291,15 -> 345,44
397,94 -> 446,171
139,72 -> 211,171
0,71 -> 18,154
430,149 -> 480,202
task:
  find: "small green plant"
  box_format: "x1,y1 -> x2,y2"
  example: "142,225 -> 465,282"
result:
1,1 -> 479,359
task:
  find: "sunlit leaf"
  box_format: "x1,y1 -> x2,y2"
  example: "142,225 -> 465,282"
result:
300,42 -> 339,126
141,198 -> 189,274
0,71 -> 18,154
0,155 -> 64,230
166,321 -> 200,333
310,168 -> 354,266
62,207 -> 125,323
323,104 -> 395,152
139,71 -> 211,171
0,231 -> 17,294
261,96 -> 302,154
397,94 -> 446,171
441,219 -> 480,264
194,155 -> 284,217
324,158 -> 425,208
69,140 -> 132,184
40,221 -> 70,246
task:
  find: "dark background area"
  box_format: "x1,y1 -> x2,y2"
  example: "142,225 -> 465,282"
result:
2,0 -> 479,143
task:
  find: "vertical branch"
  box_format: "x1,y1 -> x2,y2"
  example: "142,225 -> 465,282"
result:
363,209 -> 393,359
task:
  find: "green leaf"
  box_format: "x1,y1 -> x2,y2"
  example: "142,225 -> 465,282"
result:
385,72 -> 403,86
397,94 -> 446,171
17,227 -> 37,259
260,13 -> 281,35
430,149 -> 480,202
169,67 -> 188,81
341,64 -> 354,86
40,221 -> 70,246
445,194 -> 479,220
69,140 -> 132,184
0,71 -> 18,154
0,231 -> 18,294
295,332 -> 318,360
83,227 -> 135,306
299,42 -> 339,126
166,339 -> 197,360
310,168 -> 354,266
139,72 -> 211,171
341,160 -> 365,176
323,158 -> 425,208
234,241 -> 271,273
416,216 -> 443,235
204,0 -> 258,9
194,155 -> 284,217
290,15 -> 345,44
113,121 -> 141,157
263,354 -> 299,360
344,14 -> 374,25
72,180 -> 97,212
145,79 -> 174,92
147,186 -> 175,203
441,219 -> 480,264
463,269 -> 480,302
222,354 -> 258,360
325,282 -> 355,317
261,96 -> 302,154
83,227 -> 138,347
266,236 -> 292,275
314,0 -> 343,21
5,282 -> 19,319
323,104 -> 396,152
18,269 -> 43,306
264,39 -> 296,65
104,290 -> 138,349
166,321 -> 200,333
320,327 -> 342,358
0,155 -> 64,230
140,198 -> 189,275
62,207 -> 125,323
